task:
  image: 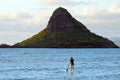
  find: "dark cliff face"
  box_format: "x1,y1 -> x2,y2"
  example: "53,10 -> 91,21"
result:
46,7 -> 90,33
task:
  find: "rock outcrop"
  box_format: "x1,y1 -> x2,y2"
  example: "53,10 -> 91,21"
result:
46,7 -> 89,33
0,44 -> 11,48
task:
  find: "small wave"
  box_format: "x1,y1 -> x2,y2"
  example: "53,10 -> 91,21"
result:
0,78 -> 37,80
0,59 -> 14,63
0,68 -> 60,72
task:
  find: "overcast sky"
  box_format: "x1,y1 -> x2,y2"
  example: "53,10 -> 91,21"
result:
0,0 -> 120,45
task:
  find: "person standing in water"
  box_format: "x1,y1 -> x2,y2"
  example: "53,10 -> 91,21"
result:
70,56 -> 74,72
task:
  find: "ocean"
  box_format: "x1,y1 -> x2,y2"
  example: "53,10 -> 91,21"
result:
0,48 -> 120,80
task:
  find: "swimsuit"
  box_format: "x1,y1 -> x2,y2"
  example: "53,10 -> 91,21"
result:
70,58 -> 74,65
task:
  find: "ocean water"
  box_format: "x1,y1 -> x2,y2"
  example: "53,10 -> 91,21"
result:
0,48 -> 120,80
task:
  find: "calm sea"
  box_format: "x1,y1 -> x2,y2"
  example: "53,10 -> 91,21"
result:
0,48 -> 120,80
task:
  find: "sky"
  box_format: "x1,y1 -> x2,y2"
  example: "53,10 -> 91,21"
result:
0,0 -> 120,45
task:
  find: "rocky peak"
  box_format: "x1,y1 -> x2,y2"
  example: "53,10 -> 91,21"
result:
51,7 -> 71,18
46,7 -> 90,32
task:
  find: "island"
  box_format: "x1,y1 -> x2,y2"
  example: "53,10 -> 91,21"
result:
1,7 -> 119,48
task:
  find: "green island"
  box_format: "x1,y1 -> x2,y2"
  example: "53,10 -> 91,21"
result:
0,7 -> 118,48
